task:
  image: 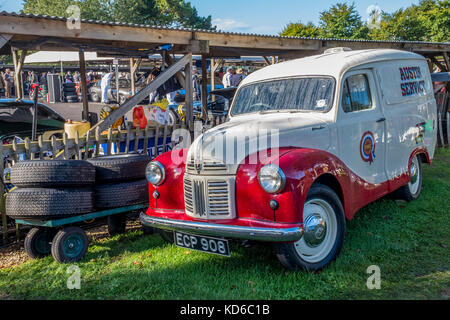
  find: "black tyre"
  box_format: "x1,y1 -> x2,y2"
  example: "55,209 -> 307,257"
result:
274,183 -> 346,271
10,160 -> 95,188
24,227 -> 55,259
107,213 -> 127,236
158,229 -> 174,243
51,227 -> 89,263
395,155 -> 422,202
6,187 -> 94,219
88,154 -> 152,182
94,179 -> 148,209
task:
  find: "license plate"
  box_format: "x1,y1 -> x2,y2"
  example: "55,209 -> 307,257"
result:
174,231 -> 230,257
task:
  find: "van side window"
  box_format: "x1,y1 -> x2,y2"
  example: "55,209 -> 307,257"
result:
342,74 -> 372,112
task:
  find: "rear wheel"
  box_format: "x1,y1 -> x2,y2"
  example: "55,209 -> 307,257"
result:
274,184 -> 345,271
395,155 -> 422,202
107,213 -> 127,236
24,227 -> 55,259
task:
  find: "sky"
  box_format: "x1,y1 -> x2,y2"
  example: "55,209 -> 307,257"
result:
1,0 -> 420,35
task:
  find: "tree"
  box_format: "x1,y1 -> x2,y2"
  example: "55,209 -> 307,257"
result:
280,22 -> 320,38
22,0 -> 214,30
318,2 -> 369,39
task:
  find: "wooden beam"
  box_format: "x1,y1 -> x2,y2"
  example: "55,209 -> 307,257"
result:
211,58 -> 216,95
262,56 -> 271,66
78,50 -> 89,121
130,58 -> 136,95
11,48 -> 27,100
443,52 -> 450,71
90,53 -> 192,132
0,34 -> 12,50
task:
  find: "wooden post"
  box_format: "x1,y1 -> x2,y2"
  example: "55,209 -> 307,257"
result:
184,56 -> 193,129
211,58 -> 216,93
201,54 -> 208,119
11,49 -> 27,100
79,50 -> 89,121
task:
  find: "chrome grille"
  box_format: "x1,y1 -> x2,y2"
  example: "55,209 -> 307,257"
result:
207,181 -> 229,216
186,159 -> 227,174
183,175 -> 235,219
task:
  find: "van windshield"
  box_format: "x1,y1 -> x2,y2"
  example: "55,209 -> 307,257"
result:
231,77 -> 335,115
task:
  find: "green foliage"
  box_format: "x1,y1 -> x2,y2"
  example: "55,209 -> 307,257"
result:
318,2 -> 369,39
280,0 -> 449,42
22,0 -> 214,29
280,22 -> 320,38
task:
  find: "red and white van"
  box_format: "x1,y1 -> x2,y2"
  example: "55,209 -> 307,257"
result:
141,48 -> 437,270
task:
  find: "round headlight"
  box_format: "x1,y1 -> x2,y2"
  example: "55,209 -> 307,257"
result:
258,164 -> 286,194
146,161 -> 165,186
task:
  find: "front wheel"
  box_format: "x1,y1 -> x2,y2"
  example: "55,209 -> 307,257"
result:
274,184 -> 345,271
51,227 -> 89,263
395,155 -> 422,202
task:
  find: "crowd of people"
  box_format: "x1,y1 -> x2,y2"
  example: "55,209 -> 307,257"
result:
0,63 -> 249,101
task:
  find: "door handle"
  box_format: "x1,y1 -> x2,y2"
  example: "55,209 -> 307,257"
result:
312,125 -> 326,131
376,117 -> 386,123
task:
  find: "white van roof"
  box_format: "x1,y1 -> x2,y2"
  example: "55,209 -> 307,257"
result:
240,49 -> 426,85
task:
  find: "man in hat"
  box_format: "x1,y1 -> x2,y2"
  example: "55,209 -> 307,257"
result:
222,67 -> 235,88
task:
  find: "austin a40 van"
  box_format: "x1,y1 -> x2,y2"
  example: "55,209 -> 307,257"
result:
141,48 -> 437,270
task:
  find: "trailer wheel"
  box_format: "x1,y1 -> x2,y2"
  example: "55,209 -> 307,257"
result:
24,227 -> 55,259
107,213 -> 127,236
51,227 -> 89,263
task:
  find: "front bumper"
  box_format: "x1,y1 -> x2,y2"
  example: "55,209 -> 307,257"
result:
140,213 -> 303,242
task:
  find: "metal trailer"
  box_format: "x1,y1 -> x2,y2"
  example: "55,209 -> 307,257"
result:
15,203 -> 148,263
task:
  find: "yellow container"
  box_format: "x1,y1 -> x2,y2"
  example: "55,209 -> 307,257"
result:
64,120 -> 91,139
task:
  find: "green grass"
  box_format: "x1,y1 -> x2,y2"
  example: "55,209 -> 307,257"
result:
1,149 -> 449,300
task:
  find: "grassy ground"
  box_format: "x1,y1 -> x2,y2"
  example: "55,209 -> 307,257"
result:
0,149 -> 449,300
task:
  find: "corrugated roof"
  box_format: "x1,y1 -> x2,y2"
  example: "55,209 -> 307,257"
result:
1,11 -> 449,45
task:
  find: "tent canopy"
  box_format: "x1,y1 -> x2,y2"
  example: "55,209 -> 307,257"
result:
24,51 -> 113,64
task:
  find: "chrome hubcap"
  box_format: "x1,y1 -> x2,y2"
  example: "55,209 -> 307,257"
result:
408,157 -> 420,195
303,214 -> 327,247
294,198 -> 337,263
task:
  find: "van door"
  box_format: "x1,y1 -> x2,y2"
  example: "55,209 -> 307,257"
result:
337,69 -> 388,185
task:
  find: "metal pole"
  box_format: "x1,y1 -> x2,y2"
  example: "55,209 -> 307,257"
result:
201,55 -> 208,120
78,50 -> 89,121
31,84 -> 39,141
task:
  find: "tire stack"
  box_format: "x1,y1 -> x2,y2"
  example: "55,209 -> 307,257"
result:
5,154 -> 152,263
63,83 -> 79,102
87,154 -> 151,235
6,160 -> 96,220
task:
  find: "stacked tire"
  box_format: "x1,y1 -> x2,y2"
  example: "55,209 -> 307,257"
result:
63,83 -> 78,102
6,160 -> 95,262
88,154 -> 151,237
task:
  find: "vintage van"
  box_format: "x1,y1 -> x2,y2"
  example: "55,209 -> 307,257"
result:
141,48 -> 437,270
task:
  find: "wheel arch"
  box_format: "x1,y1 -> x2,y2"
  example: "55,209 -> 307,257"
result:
311,173 -> 347,219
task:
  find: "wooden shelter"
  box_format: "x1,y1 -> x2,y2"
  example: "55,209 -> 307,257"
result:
1,11 -> 450,130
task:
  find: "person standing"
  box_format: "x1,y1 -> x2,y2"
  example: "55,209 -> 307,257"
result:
231,68 -> 245,87
3,68 -> 13,98
0,70 -> 4,97
100,71 -> 112,103
222,67 -> 234,88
